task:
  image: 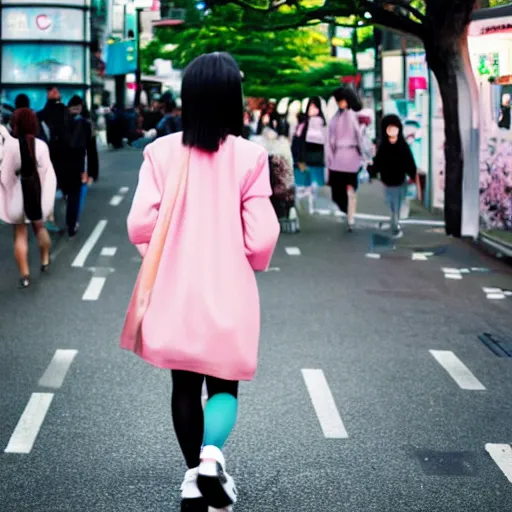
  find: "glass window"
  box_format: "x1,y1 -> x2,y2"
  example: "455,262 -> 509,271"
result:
1,44 -> 86,84
1,7 -> 85,42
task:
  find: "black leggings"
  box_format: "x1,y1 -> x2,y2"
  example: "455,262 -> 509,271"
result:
171,370 -> 238,469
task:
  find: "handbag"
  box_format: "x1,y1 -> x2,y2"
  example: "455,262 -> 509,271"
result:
120,147 -> 191,353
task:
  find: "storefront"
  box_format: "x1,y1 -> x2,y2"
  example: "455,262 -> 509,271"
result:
0,0 -> 92,111
469,5 -> 512,232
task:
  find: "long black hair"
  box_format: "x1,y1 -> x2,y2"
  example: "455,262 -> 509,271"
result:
12,108 -> 43,221
181,52 -> 243,152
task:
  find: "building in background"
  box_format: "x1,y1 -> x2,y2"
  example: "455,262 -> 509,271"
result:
0,0 -> 93,111
469,4 -> 512,233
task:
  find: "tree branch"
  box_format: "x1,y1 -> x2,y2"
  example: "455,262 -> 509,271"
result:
364,1 -> 427,39
381,0 -> 427,22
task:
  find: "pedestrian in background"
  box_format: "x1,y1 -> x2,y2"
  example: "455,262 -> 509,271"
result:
15,94 -> 30,110
292,96 -> 327,214
372,114 -> 417,239
326,87 -> 364,232
0,109 -> 56,288
64,95 -> 93,237
122,52 -> 279,512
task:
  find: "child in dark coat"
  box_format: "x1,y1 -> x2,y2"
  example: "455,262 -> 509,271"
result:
373,115 -> 417,238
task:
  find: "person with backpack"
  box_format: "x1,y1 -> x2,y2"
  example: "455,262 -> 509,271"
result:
64,95 -> 93,237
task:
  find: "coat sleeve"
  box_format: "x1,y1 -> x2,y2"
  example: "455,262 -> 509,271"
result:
127,146 -> 163,257
325,118 -> 334,169
404,143 -> 417,180
241,150 -> 280,271
37,141 -> 57,219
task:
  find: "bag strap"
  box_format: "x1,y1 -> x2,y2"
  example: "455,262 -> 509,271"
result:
137,146 -> 191,290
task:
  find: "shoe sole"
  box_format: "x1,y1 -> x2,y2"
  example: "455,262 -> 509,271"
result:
197,462 -> 236,509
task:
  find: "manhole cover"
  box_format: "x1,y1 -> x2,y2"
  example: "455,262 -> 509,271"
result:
479,333 -> 512,357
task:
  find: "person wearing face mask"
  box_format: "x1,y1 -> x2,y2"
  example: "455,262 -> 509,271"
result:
325,87 -> 364,232
64,95 -> 93,237
292,97 -> 327,214
373,114 -> 417,239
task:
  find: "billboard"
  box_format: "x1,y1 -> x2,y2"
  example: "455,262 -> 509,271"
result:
1,44 -> 86,84
1,7 -> 86,41
105,40 -> 137,76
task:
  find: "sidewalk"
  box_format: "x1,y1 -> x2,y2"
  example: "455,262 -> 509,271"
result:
306,179 -> 444,226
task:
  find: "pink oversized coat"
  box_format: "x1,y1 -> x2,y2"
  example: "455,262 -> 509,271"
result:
122,134 -> 280,381
0,125 -> 57,224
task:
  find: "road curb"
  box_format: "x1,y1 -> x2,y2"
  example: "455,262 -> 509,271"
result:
479,233 -> 512,259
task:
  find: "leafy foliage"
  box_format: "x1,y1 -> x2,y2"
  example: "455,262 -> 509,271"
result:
141,4 -> 356,98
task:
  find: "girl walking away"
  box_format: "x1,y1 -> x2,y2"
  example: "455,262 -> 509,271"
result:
373,114 -> 417,239
122,52 -> 280,511
292,97 -> 327,214
0,109 -> 56,288
326,87 -> 364,232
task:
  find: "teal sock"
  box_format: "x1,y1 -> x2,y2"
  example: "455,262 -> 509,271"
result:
203,393 -> 238,449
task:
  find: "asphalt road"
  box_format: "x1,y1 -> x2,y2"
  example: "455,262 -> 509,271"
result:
1,148 -> 511,512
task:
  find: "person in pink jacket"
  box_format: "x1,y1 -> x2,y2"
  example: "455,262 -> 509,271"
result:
0,109 -> 56,288
124,52 -> 280,511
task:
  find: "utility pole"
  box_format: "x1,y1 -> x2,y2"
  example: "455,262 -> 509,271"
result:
134,7 -> 143,106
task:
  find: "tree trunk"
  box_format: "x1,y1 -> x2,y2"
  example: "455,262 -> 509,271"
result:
426,44 -> 463,236
425,33 -> 480,238
351,29 -> 358,70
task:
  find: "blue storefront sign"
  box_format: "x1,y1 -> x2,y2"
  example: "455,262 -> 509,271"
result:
105,40 -> 137,76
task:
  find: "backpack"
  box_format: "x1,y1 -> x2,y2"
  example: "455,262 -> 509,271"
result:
39,103 -> 69,147
68,117 -> 89,151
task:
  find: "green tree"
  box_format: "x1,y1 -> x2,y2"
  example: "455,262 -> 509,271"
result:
207,0 -> 487,238
142,4 -> 355,98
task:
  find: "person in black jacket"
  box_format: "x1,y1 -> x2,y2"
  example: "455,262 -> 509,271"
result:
37,87 -> 69,192
373,114 -> 417,238
64,95 -> 94,237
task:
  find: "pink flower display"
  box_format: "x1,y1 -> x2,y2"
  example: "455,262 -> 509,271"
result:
479,134 -> 512,230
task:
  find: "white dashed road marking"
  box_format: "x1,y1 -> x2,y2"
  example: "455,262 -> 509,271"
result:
119,187 -> 129,194
285,247 -> 301,256
445,273 -> 463,280
101,247 -> 117,257
72,220 -> 108,268
4,393 -> 54,454
110,195 -> 123,206
366,253 -> 381,259
38,350 -> 78,389
301,369 -> 348,439
82,277 -> 107,301
429,350 -> 486,391
486,444 -> 512,484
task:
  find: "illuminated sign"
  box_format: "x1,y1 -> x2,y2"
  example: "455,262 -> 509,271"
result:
1,44 -> 86,84
1,7 -> 85,41
469,16 -> 512,37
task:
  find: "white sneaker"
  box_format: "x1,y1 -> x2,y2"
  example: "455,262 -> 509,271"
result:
198,446 -> 237,509
181,467 -> 202,500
